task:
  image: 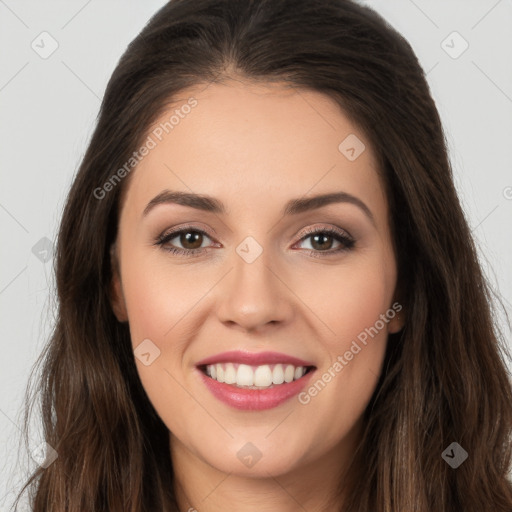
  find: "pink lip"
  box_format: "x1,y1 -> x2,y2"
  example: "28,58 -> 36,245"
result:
195,350 -> 315,367
197,367 -> 316,411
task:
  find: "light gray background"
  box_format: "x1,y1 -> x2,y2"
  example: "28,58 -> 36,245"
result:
1,0 -> 511,509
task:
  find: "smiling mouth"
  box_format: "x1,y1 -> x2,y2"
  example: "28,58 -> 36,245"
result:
198,362 -> 316,389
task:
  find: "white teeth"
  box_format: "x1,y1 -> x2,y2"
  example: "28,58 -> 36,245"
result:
216,364 -> 225,383
284,364 -> 295,383
272,364 -> 285,385
204,362 -> 310,388
254,365 -> 273,387
236,364 -> 254,386
224,363 -> 236,384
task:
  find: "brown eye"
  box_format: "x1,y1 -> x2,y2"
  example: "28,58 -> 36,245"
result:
295,227 -> 355,255
155,226 -> 355,258
176,230 -> 204,250
309,232 -> 335,251
155,228 -> 214,256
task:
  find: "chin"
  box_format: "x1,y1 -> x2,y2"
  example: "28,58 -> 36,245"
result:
199,437 -> 308,477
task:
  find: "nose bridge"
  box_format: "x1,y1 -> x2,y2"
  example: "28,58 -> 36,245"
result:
216,234 -> 292,330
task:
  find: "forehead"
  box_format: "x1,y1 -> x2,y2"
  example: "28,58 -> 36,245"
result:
121,79 -> 386,220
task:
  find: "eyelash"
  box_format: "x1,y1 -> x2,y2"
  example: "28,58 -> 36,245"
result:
154,224 -> 355,258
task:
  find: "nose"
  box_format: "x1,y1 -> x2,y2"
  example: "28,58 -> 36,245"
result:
215,245 -> 294,334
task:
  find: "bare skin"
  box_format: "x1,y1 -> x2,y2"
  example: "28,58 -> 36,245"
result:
111,77 -> 404,512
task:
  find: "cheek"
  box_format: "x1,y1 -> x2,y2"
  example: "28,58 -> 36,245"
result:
312,252 -> 395,349
119,255 -> 205,435
294,253 -> 395,437
120,253 -> 200,345
119,254 -> 195,398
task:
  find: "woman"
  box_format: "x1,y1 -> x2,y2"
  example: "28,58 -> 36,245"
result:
15,0 -> 512,510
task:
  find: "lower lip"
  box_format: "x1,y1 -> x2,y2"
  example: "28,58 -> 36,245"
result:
197,368 -> 315,410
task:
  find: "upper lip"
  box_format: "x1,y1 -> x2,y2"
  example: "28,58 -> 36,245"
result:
196,350 -> 316,368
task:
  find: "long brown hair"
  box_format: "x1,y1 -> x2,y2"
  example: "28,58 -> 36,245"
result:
14,0 -> 512,510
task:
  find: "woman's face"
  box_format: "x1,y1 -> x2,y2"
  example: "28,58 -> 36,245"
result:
111,79 -> 403,478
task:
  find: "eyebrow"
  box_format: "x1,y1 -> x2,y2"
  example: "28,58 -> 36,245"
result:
143,189 -> 375,224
